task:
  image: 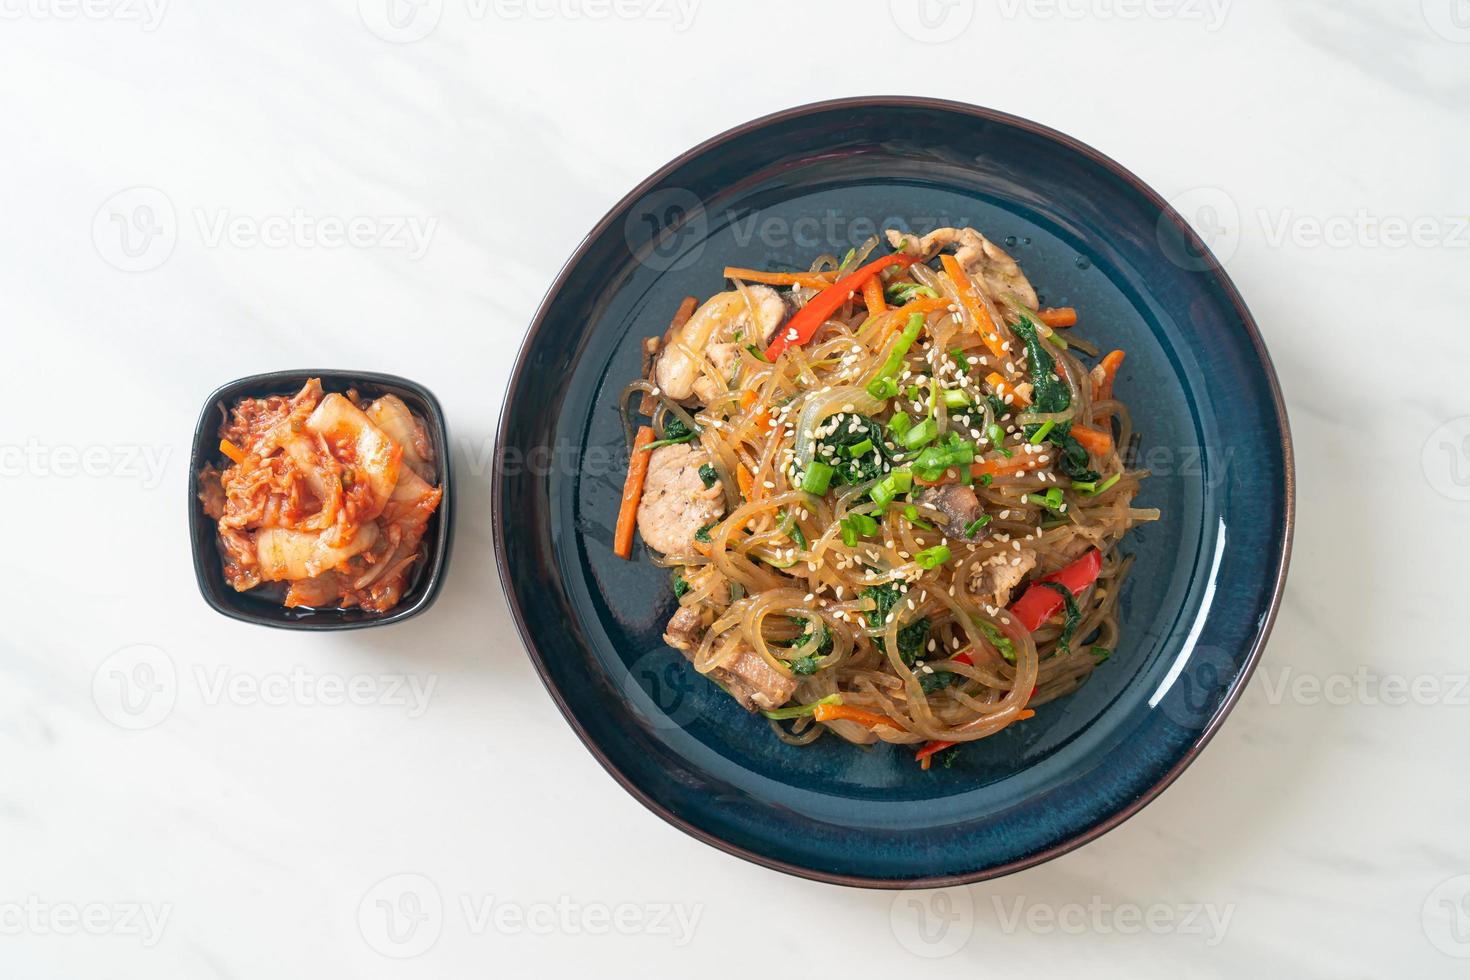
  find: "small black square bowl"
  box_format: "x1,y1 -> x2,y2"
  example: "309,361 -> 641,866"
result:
188,370 -> 453,630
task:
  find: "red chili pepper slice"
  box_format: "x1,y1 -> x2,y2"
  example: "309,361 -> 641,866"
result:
1008,548 -> 1103,632
915,548 -> 1103,765
763,253 -> 918,360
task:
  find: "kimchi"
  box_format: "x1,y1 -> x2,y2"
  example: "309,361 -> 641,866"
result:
197,378 -> 443,613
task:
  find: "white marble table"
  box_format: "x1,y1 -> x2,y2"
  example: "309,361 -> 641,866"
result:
4,1 -> 1468,976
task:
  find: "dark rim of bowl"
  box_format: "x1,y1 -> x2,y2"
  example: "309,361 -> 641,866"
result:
492,96 -> 1296,889
190,368 -> 453,630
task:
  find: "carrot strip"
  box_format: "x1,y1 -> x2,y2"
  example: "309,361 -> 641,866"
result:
972,452 -> 1050,479
1094,349 -> 1126,401
862,276 -> 886,317
613,426 -> 656,559
1070,423 -> 1114,457
1037,307 -> 1078,328
739,388 -> 771,431
219,438 -> 246,464
896,295 -> 950,319
736,465 -> 754,501
813,703 -> 903,730
870,295 -> 951,346
941,254 -> 1006,360
985,371 -> 1031,409
723,267 -> 835,290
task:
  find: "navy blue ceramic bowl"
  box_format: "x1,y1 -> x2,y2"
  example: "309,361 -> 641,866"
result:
190,369 -> 453,630
494,97 -> 1293,887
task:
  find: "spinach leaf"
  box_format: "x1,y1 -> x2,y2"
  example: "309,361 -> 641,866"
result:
861,583 -> 931,666
787,617 -> 832,675
1011,314 -> 1069,416
1037,581 -> 1083,655
816,414 -> 893,486
920,669 -> 956,694
1011,313 -> 1101,482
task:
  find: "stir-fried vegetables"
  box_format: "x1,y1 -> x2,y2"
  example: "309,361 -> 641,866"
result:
622,226 -> 1153,765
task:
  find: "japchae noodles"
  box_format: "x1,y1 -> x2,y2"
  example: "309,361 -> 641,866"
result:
615,227 -> 1155,767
